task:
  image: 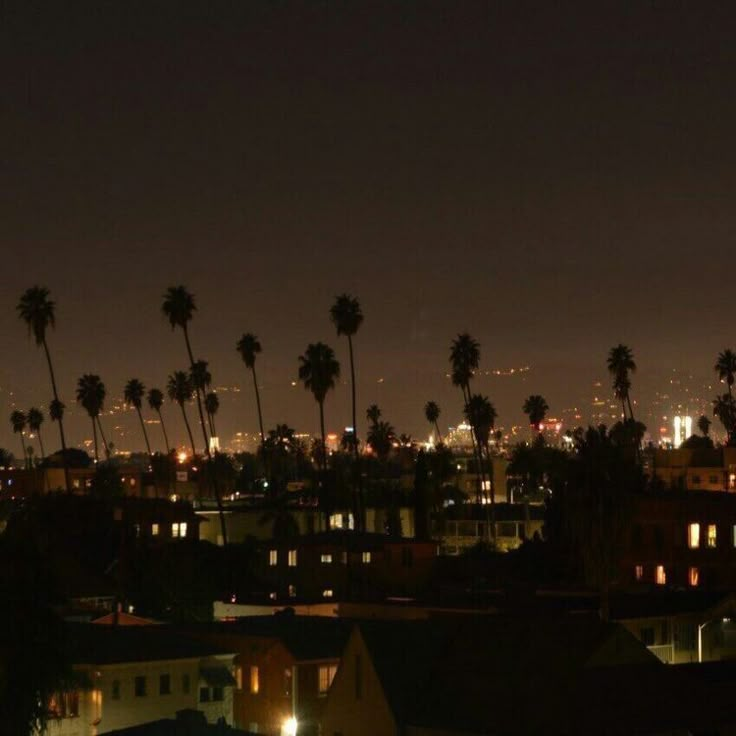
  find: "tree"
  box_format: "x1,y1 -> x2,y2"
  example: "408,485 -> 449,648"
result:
17,286 -> 70,491
76,374 -> 109,462
124,378 -> 152,456
298,343 -> 340,474
10,410 -> 28,469
167,371 -> 197,457
522,395 -> 549,436
89,461 -> 124,499
367,420 -> 396,461
715,349 -> 736,400
0,449 -> 14,468
330,294 -> 365,530
366,404 -> 381,426
713,393 -> 736,445
27,407 -> 46,461
698,414 -> 712,437
205,392 -> 219,439
236,333 -> 266,448
424,400 -> 443,443
147,388 -> 170,452
465,394 -> 498,516
607,344 -> 637,421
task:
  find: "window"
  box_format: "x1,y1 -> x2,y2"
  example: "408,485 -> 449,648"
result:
182,674 -> 190,694
134,676 -> 147,697
134,524 -> 141,538
733,524 -> 736,547
354,654 -> 362,700
212,686 -> 224,702
707,524 -> 717,548
688,523 -> 700,549
710,475 -> 720,485
159,674 -> 171,695
288,584 -> 296,598
250,666 -> 259,695
269,549 -> 278,566
152,523 -> 159,536
361,551 -> 371,564
269,591 -> 277,600
321,553 -> 333,564
634,565 -> 643,581
319,664 -> 338,695
288,549 -> 298,567
655,565 -> 666,586
692,475 -> 701,485
111,679 -> 120,700
322,589 -> 334,598
235,666 -> 243,691
199,686 -> 210,703
172,523 -> 180,538
180,522 -> 188,537
48,691 -> 79,718
689,566 -> 700,587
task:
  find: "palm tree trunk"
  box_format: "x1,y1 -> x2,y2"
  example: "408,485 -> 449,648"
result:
157,409 -> 171,452
36,428 -> 46,460
319,400 -> 327,475
348,334 -> 363,532
464,382 -> 486,504
136,407 -> 152,456
182,326 -> 209,455
626,394 -> 635,423
486,441 -> 496,543
19,434 -> 28,470
42,338 -> 70,493
97,417 -> 110,459
251,364 -> 265,446
180,404 -> 197,458
92,418 -> 99,463
434,421 -> 443,444
209,414 -> 217,439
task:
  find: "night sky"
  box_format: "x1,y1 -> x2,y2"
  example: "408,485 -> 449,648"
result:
2,3 -> 735,453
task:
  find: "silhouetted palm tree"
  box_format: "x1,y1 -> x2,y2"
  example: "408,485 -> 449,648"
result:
465,394 -> 498,537
367,420 -> 396,461
715,349 -> 736,400
10,410 -> 28,469
236,333 -> 266,448
522,394 -> 549,436
607,344 -> 637,421
424,401 -> 442,443
124,378 -> 152,456
713,393 -> 736,445
698,414 -> 712,437
366,404 -> 381,426
76,374 -> 109,462
205,391 -> 219,439
17,286 -> 70,490
27,407 -> 45,461
147,388 -> 170,452
167,371 -> 197,457
298,343 -> 340,474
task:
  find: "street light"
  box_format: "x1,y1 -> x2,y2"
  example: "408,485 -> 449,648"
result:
282,717 -> 298,736
697,617 -> 730,663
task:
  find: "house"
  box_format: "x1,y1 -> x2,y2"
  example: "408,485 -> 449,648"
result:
651,447 -> 736,492
44,624 -> 236,736
175,614 -> 351,736
320,615 -> 730,735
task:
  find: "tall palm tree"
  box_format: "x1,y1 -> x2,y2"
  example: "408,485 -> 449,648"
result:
713,393 -> 736,446
17,286 -> 70,490
236,333 -> 266,448
522,394 -> 549,436
464,394 -> 498,540
161,286 -> 209,455
367,420 -> 396,461
167,371 -> 197,457
191,360 -> 213,438
715,349 -> 736,400
424,401 -> 443,443
298,343 -> 340,474
10,411 -> 28,469
366,404 -> 382,427
124,378 -> 152,456
698,414 -> 712,437
147,388 -> 170,452
27,407 -> 46,461
607,344 -> 637,421
205,392 -> 219,439
76,374 -> 109,462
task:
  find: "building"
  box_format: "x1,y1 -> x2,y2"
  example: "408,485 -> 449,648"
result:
651,447 -> 736,492
44,624 -> 236,736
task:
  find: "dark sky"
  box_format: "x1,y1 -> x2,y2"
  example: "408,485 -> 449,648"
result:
2,2 -> 735,454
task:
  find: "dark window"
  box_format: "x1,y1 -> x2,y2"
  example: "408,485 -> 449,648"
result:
111,680 -> 120,700
159,674 -> 171,695
199,686 -> 210,703
212,686 -> 224,702
182,674 -> 190,694
355,654 -> 362,700
640,627 -> 655,646
134,676 -> 147,697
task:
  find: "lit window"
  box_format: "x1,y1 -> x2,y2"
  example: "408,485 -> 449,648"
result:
655,565 -> 666,586
179,522 -> 187,537
269,591 -> 277,600
362,551 -> 371,564
288,584 -> 296,598
234,666 -> 243,691
689,567 -> 700,587
318,664 -> 338,695
707,524 -> 717,548
634,565 -> 643,581
687,523 -> 700,549
321,554 -> 333,564
269,549 -> 278,566
288,549 -> 297,567
322,589 -> 333,598
250,666 -> 259,695
152,523 -> 159,536
172,523 -> 180,538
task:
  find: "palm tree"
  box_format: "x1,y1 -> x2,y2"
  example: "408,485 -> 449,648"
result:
698,414 -> 712,437
161,286 -> 210,455
17,286 -> 70,491
713,393 -> 736,446
424,401 -> 443,443
167,371 -> 197,457
715,349 -> 736,400
76,374 -> 109,462
124,378 -> 152,456
465,394 -> 498,540
27,407 -> 46,461
205,392 -> 219,439
298,343 -> 340,474
190,360 -> 213,437
147,388 -> 170,452
522,394 -> 549,436
607,344 -> 637,421
10,411 -> 28,469
236,333 -> 266,448
367,420 -> 396,461
366,404 -> 381,427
